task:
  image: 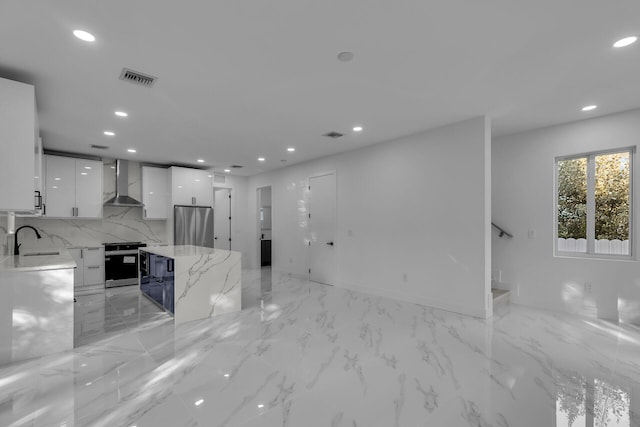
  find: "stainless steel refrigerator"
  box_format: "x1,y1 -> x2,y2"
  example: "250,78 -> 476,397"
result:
174,205 -> 214,247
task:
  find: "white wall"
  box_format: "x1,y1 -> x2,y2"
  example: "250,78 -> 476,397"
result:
248,117 -> 492,318
492,108 -> 640,324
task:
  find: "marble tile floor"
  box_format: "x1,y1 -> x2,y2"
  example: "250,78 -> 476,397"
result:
1,268 -> 640,427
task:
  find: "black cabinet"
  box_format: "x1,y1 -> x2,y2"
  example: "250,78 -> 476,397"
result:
261,239 -> 271,267
140,251 -> 175,314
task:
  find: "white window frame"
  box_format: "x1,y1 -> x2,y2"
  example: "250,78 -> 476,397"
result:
554,147 -> 634,260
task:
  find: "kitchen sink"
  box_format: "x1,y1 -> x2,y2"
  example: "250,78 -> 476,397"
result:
22,251 -> 60,257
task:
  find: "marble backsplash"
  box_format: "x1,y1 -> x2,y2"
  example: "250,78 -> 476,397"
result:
1,158 -> 168,253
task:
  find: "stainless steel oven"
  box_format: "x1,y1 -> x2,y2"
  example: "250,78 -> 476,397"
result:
104,242 -> 147,288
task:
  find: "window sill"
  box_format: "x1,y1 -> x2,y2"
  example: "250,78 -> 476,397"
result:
554,252 -> 635,262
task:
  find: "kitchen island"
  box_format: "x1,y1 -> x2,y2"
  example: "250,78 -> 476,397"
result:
0,249 -> 75,366
140,245 -> 241,324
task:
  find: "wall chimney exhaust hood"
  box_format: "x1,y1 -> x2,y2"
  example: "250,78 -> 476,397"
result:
104,159 -> 144,207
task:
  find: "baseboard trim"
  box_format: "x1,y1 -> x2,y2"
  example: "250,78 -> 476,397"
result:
336,280 -> 490,319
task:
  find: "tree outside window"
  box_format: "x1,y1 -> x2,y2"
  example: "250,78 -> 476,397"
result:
556,149 -> 632,256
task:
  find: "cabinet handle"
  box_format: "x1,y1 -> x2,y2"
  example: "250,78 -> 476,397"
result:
192,197 -> 196,205
86,247 -> 100,251
43,203 -> 46,216
72,207 -> 75,216
87,266 -> 100,269
144,209 -> 147,218
34,191 -> 42,209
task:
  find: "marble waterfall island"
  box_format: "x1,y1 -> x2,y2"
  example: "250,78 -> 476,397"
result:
140,245 -> 241,324
0,249 -> 75,366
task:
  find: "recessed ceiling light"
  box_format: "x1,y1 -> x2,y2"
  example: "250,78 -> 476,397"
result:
257,404 -> 265,409
103,131 -> 115,136
353,126 -> 363,132
54,177 -> 61,181
115,111 -> 128,117
613,36 -> 637,48
224,169 -> 231,173
80,172 -> 88,176
208,174 -> 212,178
127,148 -> 136,153
223,373 -> 230,378
581,105 -> 597,112
84,166 -> 92,170
287,147 -> 295,152
197,159 -> 205,163
73,30 -> 95,42
195,399 -> 204,406
258,157 -> 265,162
337,51 -> 354,62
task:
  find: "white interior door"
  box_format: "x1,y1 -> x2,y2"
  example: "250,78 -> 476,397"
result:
214,188 -> 231,250
309,173 -> 336,285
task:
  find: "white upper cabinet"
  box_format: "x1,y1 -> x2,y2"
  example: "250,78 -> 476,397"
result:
193,169 -> 213,206
44,155 -> 75,217
170,166 -> 194,206
44,155 -> 103,218
74,158 -> 103,218
170,167 -> 212,207
0,78 -> 37,212
142,166 -> 169,219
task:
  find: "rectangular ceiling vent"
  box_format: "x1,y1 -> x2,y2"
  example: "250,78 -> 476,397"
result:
90,144 -> 109,150
230,165 -> 244,168
323,131 -> 344,139
119,68 -> 158,87
214,174 -> 226,184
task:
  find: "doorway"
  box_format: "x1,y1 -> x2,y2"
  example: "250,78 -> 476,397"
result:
308,172 -> 336,285
257,186 -> 272,267
213,188 -> 231,250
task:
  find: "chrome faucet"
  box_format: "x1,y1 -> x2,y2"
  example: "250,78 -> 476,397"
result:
14,225 -> 42,255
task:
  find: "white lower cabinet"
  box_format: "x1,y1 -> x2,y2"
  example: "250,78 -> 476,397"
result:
70,246 -> 105,293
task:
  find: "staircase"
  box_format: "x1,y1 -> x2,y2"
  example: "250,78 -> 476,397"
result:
492,287 -> 511,315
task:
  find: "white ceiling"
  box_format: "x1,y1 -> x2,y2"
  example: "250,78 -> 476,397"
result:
1,1 -> 639,176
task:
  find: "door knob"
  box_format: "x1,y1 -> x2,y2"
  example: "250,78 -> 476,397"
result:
326,241 -> 334,246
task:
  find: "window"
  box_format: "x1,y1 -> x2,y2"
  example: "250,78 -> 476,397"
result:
556,148 -> 633,257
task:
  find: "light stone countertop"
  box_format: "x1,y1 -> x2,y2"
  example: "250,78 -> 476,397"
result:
0,249 -> 77,273
142,245 -> 237,259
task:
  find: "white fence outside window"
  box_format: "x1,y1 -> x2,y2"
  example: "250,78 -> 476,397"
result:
557,238 -> 629,255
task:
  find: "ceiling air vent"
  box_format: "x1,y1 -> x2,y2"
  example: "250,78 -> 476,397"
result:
323,131 -> 344,139
230,165 -> 244,169
90,144 -> 109,150
119,68 -> 158,87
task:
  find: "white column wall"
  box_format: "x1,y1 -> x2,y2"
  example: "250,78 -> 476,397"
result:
249,117 -> 491,318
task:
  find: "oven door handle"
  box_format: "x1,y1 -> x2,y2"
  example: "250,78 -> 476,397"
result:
105,250 -> 140,256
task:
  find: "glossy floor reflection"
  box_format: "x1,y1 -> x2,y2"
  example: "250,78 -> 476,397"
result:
1,268 -> 640,427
